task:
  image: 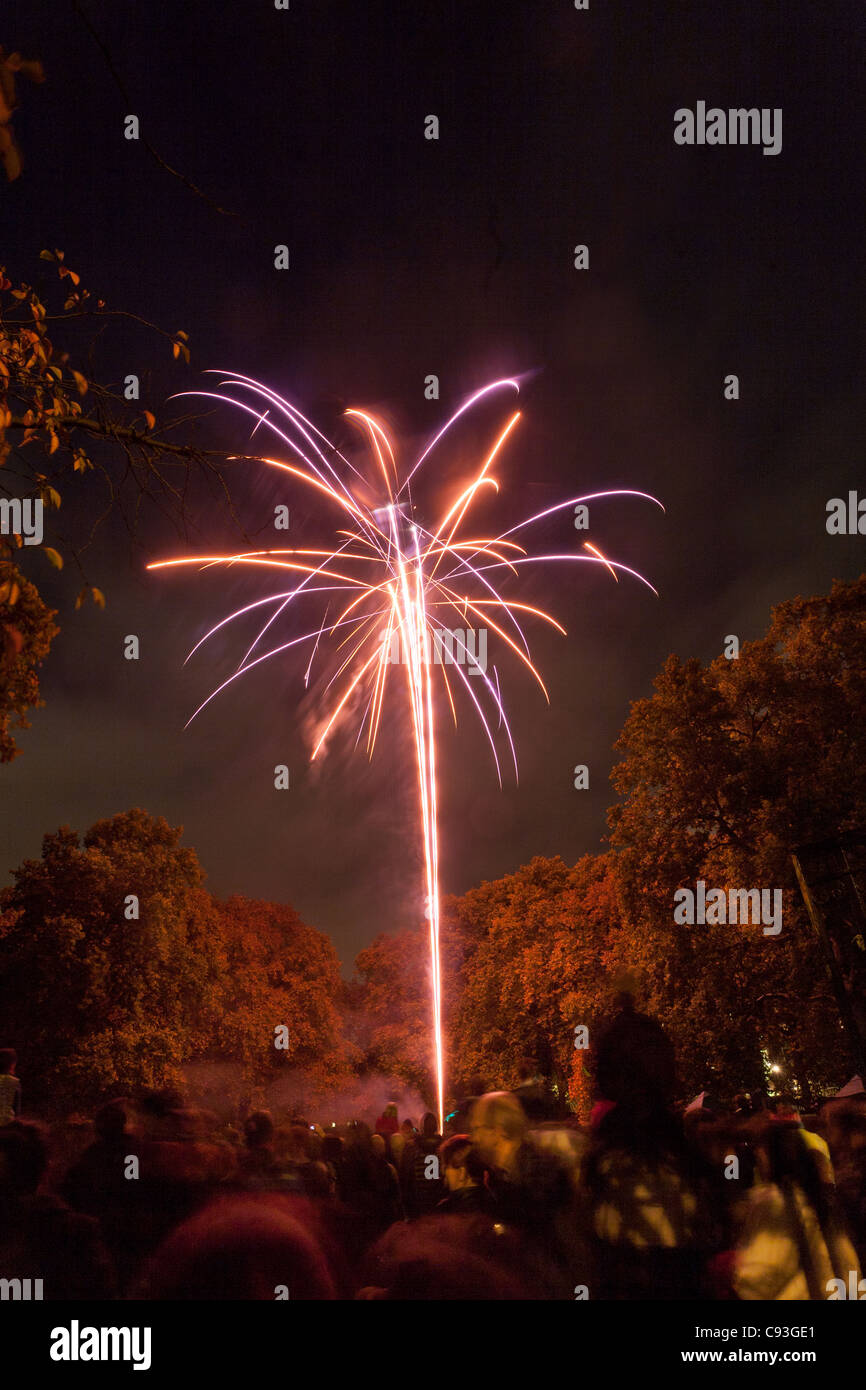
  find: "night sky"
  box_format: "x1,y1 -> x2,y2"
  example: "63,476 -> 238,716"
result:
2,2 -> 864,972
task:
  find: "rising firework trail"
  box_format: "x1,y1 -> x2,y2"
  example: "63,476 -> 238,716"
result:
148,374 -> 663,1130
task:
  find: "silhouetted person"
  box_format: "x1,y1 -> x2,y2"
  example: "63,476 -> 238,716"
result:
581,995 -> 721,1299
371,1132 -> 404,1221
339,1122 -> 401,1238
401,1112 -> 444,1217
62,1099 -> 131,1212
824,1097 -> 866,1266
0,1121 -> 115,1298
60,1098 -> 142,1291
238,1109 -> 278,1188
103,1096 -> 239,1290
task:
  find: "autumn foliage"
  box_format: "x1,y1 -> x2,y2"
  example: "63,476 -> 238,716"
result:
0,811 -> 351,1113
1,578 -> 865,1113
354,577 -> 866,1110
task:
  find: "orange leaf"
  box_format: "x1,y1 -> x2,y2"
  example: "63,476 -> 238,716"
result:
1,623 -> 24,656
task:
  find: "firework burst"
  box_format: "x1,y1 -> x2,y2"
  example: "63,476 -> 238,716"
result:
149,373 -> 663,1129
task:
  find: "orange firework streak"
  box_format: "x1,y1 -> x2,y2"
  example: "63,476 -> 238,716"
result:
148,373 -> 663,1131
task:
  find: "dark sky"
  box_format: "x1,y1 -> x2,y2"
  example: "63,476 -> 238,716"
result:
2,1 -> 864,974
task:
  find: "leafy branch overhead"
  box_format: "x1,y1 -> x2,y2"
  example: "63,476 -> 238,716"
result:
0,250 -> 248,574
0,251 -> 250,760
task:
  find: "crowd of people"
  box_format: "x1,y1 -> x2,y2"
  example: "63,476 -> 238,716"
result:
0,1002 -> 864,1300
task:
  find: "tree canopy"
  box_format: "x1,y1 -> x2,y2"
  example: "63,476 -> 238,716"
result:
0,809 -> 224,1109
0,810 -> 353,1112
608,576 -> 866,1101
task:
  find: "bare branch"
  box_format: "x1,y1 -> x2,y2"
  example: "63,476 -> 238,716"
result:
71,0 -> 243,221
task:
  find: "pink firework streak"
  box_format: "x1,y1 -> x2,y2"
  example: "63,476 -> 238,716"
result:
148,373 -> 663,1130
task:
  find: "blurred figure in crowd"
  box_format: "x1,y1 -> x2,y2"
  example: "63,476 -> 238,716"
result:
136,1193 -> 337,1298
375,1102 -> 399,1138
400,1111 -> 444,1217
734,1116 -> 861,1300
436,1134 -> 496,1216
0,1120 -> 115,1298
581,994 -> 722,1299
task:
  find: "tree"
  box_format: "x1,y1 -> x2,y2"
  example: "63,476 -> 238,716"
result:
353,928 -> 438,1099
352,855 -> 634,1116
213,894 -> 356,1102
449,854 -> 625,1114
0,811 -> 364,1114
0,809 -> 225,1110
0,557 -> 58,761
608,576 -> 866,1099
